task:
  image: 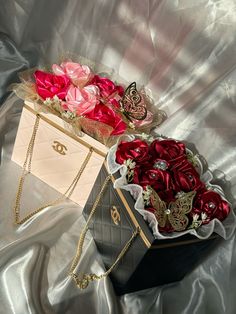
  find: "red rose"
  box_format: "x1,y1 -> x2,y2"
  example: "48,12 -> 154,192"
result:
139,165 -> 175,202
172,159 -> 205,193
149,139 -> 186,163
116,139 -> 149,164
132,166 -> 141,184
85,103 -> 126,135
90,75 -> 124,99
34,70 -> 70,100
191,190 -> 231,224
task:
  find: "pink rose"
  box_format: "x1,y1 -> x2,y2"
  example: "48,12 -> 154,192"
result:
63,85 -> 99,116
34,70 -> 70,100
52,61 -> 93,88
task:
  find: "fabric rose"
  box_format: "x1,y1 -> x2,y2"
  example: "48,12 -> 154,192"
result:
52,62 -> 93,88
138,165 -> 175,202
191,190 -> 231,223
63,85 -> 99,116
139,169 -> 175,203
172,159 -> 205,193
34,70 -> 70,100
90,75 -> 124,99
85,103 -> 126,135
116,139 -> 149,164
149,139 -> 186,163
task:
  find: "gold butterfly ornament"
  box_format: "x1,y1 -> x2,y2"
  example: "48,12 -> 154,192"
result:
120,82 -> 147,123
150,189 -> 196,232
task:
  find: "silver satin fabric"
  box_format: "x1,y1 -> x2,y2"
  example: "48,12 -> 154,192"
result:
0,0 -> 236,313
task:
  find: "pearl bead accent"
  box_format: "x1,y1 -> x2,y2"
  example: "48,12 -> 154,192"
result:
208,202 -> 216,209
150,173 -> 157,179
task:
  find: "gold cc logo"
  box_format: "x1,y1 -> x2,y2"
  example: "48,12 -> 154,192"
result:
110,206 -> 121,225
52,141 -> 67,155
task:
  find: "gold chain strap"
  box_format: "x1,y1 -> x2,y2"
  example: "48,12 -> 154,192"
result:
14,113 -> 93,225
69,174 -> 140,289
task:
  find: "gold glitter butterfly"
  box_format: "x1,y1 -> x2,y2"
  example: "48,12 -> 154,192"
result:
150,189 -> 196,231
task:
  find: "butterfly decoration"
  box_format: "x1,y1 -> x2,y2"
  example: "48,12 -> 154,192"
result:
150,189 -> 196,231
120,82 -> 147,122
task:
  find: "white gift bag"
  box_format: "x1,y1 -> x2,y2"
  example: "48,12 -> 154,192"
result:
11,101 -> 107,223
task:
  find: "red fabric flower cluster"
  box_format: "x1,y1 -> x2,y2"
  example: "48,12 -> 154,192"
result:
34,61 -> 126,135
116,138 -> 230,232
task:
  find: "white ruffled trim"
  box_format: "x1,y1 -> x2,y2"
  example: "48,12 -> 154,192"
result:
107,135 -> 236,240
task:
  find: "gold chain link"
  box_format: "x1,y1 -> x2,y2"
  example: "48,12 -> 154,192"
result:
14,112 -> 140,288
69,174 -> 140,289
13,113 -> 93,225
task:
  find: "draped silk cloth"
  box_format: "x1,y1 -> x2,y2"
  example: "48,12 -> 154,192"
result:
0,1 -> 236,313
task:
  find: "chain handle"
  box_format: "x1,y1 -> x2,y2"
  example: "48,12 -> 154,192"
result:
14,113 -> 93,225
69,174 -> 140,289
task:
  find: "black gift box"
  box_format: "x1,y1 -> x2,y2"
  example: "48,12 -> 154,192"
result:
83,164 -> 219,295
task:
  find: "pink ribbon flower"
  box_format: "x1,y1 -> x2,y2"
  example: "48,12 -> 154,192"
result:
90,75 -> 124,99
52,61 -> 93,88
34,70 -> 70,100
86,103 -> 127,135
63,85 -> 99,116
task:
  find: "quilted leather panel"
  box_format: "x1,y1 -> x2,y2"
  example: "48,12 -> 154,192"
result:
83,166 -> 147,285
11,106 -> 107,207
